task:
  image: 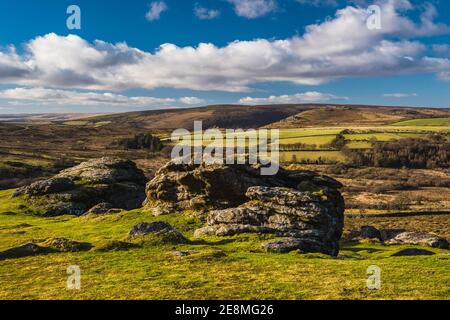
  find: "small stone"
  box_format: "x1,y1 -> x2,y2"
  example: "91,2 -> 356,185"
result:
129,221 -> 174,237
386,232 -> 449,249
129,222 -> 189,244
86,202 -> 113,215
40,237 -> 93,252
360,226 -> 382,240
96,241 -> 140,252
173,251 -> 190,257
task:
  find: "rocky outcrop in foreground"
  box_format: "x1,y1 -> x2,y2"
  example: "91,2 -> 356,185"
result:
144,161 -> 343,212
13,157 -> 147,216
346,226 -> 449,249
145,161 -> 345,256
195,186 -> 345,256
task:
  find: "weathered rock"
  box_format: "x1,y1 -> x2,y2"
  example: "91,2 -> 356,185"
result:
96,241 -> 140,252
345,225 -> 382,242
379,229 -> 406,242
13,177 -> 74,197
195,185 -> 344,256
262,237 -> 330,254
391,248 -> 436,256
86,202 -> 114,215
0,243 -> 51,260
145,161 -> 344,256
47,202 -> 87,216
360,226 -> 382,240
173,251 -> 190,257
144,161 -> 343,212
0,238 -> 92,260
13,157 -> 147,216
386,232 -> 449,249
346,226 -> 449,249
129,222 -> 188,244
40,237 -> 93,252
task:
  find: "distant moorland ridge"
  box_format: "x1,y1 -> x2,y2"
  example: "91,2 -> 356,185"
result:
12,103 -> 446,130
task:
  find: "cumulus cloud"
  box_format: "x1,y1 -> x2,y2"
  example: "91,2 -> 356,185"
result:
0,0 -> 449,94
383,93 -> 417,98
146,1 -> 168,21
194,5 -> 220,20
227,0 -> 277,19
0,87 -> 204,108
179,96 -> 206,105
239,92 -> 349,105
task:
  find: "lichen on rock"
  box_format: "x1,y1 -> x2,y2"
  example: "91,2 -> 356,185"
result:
195,186 -> 345,256
13,157 -> 147,216
144,161 -> 344,213
129,221 -> 189,244
145,161 -> 345,256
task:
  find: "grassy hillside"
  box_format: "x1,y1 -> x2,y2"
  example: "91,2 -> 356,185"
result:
392,118 -> 450,127
82,104 -> 312,130
265,106 -> 450,128
66,104 -> 450,130
0,189 -> 449,300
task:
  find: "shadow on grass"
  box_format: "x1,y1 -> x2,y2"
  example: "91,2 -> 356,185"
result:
340,241 -> 385,254
189,238 -> 237,246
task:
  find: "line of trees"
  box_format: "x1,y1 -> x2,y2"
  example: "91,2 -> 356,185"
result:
342,135 -> 450,169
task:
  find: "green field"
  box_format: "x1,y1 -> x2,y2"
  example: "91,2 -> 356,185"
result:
165,124 -> 450,164
346,141 -> 373,149
392,118 -> 450,127
0,189 -> 449,300
344,132 -> 426,142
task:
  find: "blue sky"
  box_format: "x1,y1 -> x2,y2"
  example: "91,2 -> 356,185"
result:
0,0 -> 449,113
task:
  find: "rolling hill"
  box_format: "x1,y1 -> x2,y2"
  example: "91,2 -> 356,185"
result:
81,104 -> 450,130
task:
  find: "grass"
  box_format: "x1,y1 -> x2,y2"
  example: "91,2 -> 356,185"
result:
392,118 -> 450,127
346,141 -> 373,149
344,132 -> 425,142
0,189 -> 449,300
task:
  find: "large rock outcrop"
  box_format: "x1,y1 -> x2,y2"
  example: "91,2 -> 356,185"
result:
144,161 -> 343,212
195,186 -> 344,256
13,157 -> 147,216
145,161 -> 344,256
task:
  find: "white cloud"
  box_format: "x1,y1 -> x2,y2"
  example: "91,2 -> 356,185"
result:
0,87 -> 204,108
179,96 -> 206,105
0,0 -> 449,93
194,5 -> 220,20
146,1 -> 168,21
239,92 -> 349,105
227,0 -> 277,19
383,93 -> 417,98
